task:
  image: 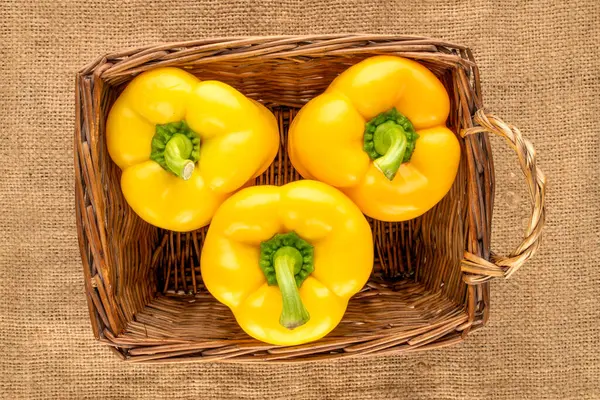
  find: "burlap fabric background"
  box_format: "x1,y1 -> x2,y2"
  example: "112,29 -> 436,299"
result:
1,1 -> 598,399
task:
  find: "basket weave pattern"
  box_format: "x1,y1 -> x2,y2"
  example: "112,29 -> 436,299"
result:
75,35 -> 545,363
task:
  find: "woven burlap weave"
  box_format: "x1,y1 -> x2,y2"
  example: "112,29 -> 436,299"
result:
1,0 -> 598,398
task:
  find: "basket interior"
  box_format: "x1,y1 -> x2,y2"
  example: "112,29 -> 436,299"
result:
95,54 -> 471,345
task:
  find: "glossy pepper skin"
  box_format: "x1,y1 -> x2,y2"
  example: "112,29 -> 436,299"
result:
201,180 -> 373,346
289,56 -> 461,222
106,67 -> 279,232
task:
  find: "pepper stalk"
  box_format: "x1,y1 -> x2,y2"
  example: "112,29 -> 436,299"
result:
363,108 -> 419,181
150,121 -> 201,180
259,232 -> 314,329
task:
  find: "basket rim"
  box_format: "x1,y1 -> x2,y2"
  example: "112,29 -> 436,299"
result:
79,34 -> 477,76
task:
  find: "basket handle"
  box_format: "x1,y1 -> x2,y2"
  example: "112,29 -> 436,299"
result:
460,110 -> 547,283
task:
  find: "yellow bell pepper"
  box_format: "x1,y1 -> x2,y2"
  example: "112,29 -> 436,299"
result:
106,67 -> 279,232
289,56 -> 461,221
201,180 -> 373,346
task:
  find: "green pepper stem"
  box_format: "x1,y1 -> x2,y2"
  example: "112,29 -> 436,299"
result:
164,134 -> 195,180
150,121 -> 201,180
273,247 -> 310,330
363,108 -> 419,181
373,121 -> 408,181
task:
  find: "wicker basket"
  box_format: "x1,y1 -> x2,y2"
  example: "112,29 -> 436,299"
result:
75,35 -> 546,363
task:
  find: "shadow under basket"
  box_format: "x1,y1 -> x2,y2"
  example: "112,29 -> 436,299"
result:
75,35 -> 546,363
